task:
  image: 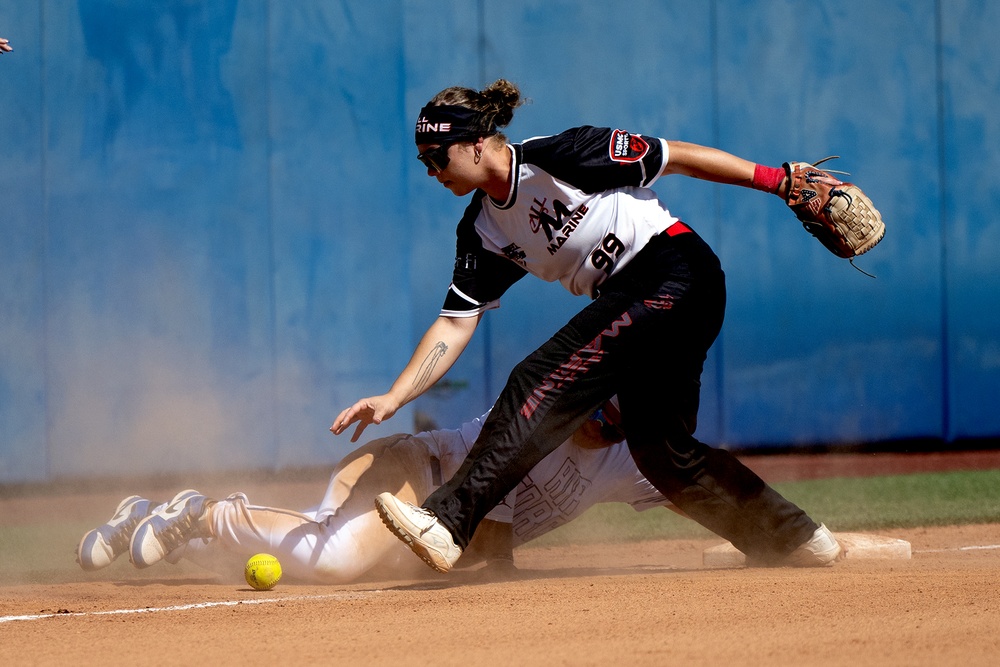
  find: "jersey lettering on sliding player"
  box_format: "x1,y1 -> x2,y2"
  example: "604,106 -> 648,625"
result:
512,456 -> 591,542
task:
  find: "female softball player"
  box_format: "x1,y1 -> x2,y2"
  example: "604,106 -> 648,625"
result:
332,79 -> 840,573
78,402 -> 681,583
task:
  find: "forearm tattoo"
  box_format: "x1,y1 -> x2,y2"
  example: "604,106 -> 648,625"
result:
413,341 -> 448,394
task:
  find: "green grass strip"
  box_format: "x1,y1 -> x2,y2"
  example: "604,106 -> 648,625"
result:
527,469 -> 1000,547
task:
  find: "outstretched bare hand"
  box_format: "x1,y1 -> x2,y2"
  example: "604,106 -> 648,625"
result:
330,395 -> 400,442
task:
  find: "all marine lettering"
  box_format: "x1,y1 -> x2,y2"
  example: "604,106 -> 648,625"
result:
415,117 -> 452,133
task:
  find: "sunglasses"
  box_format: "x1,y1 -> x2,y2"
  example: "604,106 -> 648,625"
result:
416,143 -> 453,172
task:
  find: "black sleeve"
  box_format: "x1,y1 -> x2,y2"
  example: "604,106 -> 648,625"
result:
522,126 -> 666,193
441,191 -> 528,315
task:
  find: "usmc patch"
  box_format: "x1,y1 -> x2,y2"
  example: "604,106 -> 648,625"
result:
609,129 -> 649,163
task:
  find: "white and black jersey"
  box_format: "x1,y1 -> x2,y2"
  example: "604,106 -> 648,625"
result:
441,126 -> 681,317
423,125 -> 821,562
419,411 -> 671,546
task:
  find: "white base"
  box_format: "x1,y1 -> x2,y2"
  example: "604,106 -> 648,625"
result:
702,532 -> 912,568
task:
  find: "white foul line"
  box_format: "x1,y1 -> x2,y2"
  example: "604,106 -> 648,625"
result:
0,591 -> 379,625
6,543 -> 1000,624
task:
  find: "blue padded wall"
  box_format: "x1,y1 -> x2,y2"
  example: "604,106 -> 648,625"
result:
1,0 -> 997,482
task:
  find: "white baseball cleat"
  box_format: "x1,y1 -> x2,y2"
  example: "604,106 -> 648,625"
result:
129,489 -> 210,568
374,492 -> 462,573
784,524 -> 842,567
77,496 -> 156,571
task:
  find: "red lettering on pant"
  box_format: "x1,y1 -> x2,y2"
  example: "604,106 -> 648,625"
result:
519,313 -> 632,419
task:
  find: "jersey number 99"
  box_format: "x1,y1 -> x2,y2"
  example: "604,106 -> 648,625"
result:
590,233 -> 625,275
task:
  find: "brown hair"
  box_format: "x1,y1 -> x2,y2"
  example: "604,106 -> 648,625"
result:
428,79 -> 525,143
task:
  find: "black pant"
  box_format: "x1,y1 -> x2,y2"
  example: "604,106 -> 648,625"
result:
423,227 -> 817,561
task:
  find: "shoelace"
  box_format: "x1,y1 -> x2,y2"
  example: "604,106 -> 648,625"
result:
404,503 -> 444,538
152,502 -> 205,552
407,502 -> 436,519
104,508 -> 149,555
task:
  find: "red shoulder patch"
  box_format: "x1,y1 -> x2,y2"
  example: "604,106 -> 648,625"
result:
609,129 -> 649,163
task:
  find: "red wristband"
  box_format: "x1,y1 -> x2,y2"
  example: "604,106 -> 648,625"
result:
751,164 -> 785,194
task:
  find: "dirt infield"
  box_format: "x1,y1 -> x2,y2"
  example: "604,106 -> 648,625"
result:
3,450 -> 1000,666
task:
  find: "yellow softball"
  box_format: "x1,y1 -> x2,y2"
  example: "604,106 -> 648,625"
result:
244,553 -> 282,591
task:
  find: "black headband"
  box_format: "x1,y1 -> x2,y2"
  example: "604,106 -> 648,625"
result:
414,104 -> 496,145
